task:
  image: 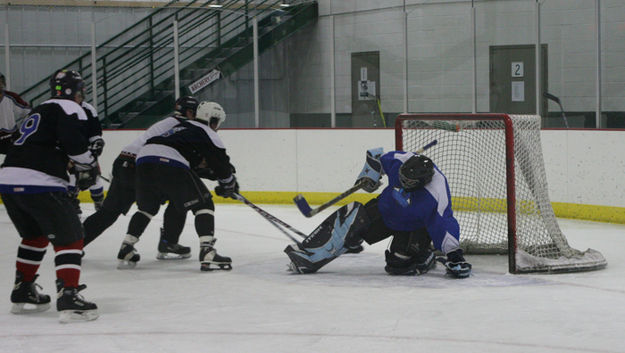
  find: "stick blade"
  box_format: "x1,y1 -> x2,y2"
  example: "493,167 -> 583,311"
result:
293,194 -> 313,217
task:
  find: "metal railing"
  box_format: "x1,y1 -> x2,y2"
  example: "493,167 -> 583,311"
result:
19,0 -> 287,124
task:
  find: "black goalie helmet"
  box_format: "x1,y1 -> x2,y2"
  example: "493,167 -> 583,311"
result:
50,69 -> 85,99
399,154 -> 435,191
174,96 -> 200,118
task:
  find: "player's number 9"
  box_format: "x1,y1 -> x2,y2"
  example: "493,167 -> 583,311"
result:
14,113 -> 41,145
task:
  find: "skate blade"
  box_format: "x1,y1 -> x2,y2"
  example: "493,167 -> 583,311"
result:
10,302 -> 51,314
200,263 -> 232,271
156,252 -> 191,260
117,260 -> 138,269
59,309 -> 99,323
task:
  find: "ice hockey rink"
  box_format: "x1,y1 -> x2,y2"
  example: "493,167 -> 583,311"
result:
0,202 -> 623,353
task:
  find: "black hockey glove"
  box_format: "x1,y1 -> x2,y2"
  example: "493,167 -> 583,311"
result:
89,138 -> 105,157
195,162 -> 235,181
195,167 -> 218,180
70,160 -> 101,191
215,176 -> 239,200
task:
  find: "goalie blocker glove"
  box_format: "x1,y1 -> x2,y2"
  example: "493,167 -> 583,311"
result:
355,147 -> 384,192
215,175 -> 239,199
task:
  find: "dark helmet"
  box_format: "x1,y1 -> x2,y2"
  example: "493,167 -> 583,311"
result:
174,96 -> 199,117
50,69 -> 85,99
399,154 -> 434,191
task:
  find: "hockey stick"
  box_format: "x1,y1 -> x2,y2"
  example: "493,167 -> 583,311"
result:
233,193 -> 306,245
293,139 -> 438,218
543,92 -> 569,128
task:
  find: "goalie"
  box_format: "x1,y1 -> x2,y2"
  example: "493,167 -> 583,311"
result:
285,148 -> 472,278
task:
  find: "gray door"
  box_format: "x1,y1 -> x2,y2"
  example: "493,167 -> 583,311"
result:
351,51 -> 380,127
490,45 -> 547,115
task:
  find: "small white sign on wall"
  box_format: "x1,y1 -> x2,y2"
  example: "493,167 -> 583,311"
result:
511,81 -> 525,102
358,80 -> 376,100
188,69 -> 221,94
511,62 -> 524,77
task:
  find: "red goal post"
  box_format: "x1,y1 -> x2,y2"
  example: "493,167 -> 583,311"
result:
395,113 -> 606,274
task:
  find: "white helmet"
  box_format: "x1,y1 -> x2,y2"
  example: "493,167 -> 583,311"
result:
196,101 -> 226,130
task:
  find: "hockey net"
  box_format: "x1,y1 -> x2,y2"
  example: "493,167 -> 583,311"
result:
395,114 -> 606,273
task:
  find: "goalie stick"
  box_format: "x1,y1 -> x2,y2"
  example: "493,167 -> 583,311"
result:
293,139 -> 438,218
234,193 -> 306,245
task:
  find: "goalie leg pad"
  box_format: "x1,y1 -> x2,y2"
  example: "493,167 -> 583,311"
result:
284,202 -> 369,273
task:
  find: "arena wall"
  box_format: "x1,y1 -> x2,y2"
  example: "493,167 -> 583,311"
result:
98,128 -> 625,224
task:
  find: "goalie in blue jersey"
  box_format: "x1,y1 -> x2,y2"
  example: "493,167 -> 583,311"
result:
285,148 -> 472,278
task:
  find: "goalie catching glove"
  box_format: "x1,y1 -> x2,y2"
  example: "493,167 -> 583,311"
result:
215,175 -> 239,199
355,147 -> 384,192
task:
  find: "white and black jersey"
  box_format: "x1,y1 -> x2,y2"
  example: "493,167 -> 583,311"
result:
0,98 -> 95,193
121,116 -> 187,157
81,101 -> 103,143
137,120 -> 232,180
0,90 -> 30,133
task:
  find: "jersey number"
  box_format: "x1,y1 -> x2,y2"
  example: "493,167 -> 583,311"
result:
14,114 -> 41,145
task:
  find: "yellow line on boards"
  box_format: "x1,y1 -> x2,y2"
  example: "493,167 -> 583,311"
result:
41,190 -> 625,225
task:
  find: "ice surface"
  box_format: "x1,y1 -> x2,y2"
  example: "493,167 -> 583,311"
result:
0,203 -> 623,353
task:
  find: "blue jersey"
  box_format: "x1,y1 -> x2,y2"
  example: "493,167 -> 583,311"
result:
378,151 -> 460,253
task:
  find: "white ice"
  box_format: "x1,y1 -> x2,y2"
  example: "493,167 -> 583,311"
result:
0,203 -> 623,353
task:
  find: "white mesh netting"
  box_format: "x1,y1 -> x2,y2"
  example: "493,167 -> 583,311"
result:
397,114 -> 606,273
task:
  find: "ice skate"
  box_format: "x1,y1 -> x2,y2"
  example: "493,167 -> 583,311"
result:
156,229 -> 191,260
117,236 -> 140,269
199,237 -> 231,271
56,280 -> 98,323
91,192 -> 104,211
10,272 -> 51,314
157,240 -> 191,260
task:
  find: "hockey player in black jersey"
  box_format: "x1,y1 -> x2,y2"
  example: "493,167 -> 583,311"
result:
82,96 -> 199,260
116,101 -> 236,271
0,69 -> 99,322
